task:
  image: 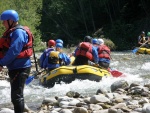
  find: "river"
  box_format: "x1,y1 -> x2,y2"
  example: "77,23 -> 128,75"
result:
0,51 -> 150,111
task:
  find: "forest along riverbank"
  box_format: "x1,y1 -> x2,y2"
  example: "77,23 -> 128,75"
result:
0,51 -> 150,112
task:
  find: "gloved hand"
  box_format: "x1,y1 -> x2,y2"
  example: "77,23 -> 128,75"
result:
94,63 -> 99,67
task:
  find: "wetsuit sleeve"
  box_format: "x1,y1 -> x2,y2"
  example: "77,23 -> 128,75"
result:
73,47 -> 78,57
138,36 -> 141,42
39,51 -> 46,68
59,53 -> 71,65
43,56 -> 48,69
0,29 -> 28,66
92,46 -> 98,64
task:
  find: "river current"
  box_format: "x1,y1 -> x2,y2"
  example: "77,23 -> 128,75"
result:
0,51 -> 150,110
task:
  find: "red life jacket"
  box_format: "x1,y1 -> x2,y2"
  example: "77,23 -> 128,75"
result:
0,25 -> 33,58
75,42 -> 93,60
98,45 -> 110,60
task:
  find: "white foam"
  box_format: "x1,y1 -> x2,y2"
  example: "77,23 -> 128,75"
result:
141,62 -> 150,70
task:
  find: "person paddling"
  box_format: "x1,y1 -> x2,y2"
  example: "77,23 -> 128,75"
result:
73,36 -> 98,65
39,40 -> 56,69
97,38 -> 111,69
46,43 -> 71,71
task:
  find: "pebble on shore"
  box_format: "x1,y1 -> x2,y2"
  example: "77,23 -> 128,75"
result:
1,80 -> 150,113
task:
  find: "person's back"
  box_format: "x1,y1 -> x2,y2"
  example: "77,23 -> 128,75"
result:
73,36 -> 98,65
46,43 -> 71,71
138,31 -> 146,47
40,40 -> 55,69
97,38 -> 111,69
92,38 -> 99,49
144,32 -> 150,48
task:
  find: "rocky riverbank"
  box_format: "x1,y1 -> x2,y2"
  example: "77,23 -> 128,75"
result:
0,79 -> 150,113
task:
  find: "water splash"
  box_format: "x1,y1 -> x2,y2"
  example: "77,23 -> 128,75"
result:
0,52 -> 149,106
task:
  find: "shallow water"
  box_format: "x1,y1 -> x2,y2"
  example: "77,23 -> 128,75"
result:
0,51 -> 150,111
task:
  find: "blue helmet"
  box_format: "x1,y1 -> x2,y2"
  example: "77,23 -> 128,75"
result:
56,43 -> 63,48
92,38 -> 99,44
0,10 -> 19,22
56,39 -> 63,44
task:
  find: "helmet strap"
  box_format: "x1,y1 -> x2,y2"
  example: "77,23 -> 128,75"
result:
7,20 -> 14,29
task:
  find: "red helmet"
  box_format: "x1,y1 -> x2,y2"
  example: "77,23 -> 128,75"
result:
48,40 -> 56,47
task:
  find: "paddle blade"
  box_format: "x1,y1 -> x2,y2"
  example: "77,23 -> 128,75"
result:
70,56 -> 75,65
132,48 -> 138,53
108,69 -> 123,77
25,76 -> 34,85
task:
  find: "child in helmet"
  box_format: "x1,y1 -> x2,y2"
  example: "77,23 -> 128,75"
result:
46,43 -> 71,71
40,40 -> 56,69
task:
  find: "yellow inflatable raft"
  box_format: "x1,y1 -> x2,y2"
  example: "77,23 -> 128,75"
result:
136,47 -> 150,54
40,65 -> 110,88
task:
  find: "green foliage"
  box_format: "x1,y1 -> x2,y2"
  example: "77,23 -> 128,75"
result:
0,0 -> 42,51
103,38 -> 116,50
104,20 -> 135,50
1,0 -> 150,51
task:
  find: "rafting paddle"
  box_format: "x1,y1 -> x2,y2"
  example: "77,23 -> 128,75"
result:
132,40 -> 148,54
108,68 -> 123,77
25,70 -> 45,85
88,61 -> 123,77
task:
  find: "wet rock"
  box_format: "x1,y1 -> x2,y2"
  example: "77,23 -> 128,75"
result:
126,100 -> 139,105
40,104 -> 48,110
142,103 -> 150,113
83,97 -> 90,104
96,88 -> 107,95
72,107 -> 88,113
129,86 -> 149,95
134,108 -> 143,112
92,109 -> 108,113
37,111 -> 45,113
105,93 -> 121,99
68,99 -> 80,106
50,108 -> 62,112
98,103 -> 111,109
88,104 -> 103,111
108,108 -> 118,113
139,97 -> 149,104
146,106 -> 150,113
42,98 -> 57,105
66,91 -> 80,98
59,109 -> 72,113
111,103 -> 126,109
59,101 -> 70,107
57,96 -> 72,103
0,108 -> 14,113
114,88 -> 126,94
129,111 -> 142,113
113,97 -> 124,103
90,94 -> 110,104
141,92 -> 149,97
130,83 -> 140,88
111,80 -> 129,92
76,102 -> 87,107
144,84 -> 150,89
127,105 -> 141,109
121,107 -> 131,112
25,82 -> 150,113
24,103 -> 34,113
50,111 -> 59,113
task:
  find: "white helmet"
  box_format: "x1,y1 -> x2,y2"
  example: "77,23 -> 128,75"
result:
98,38 -> 104,45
